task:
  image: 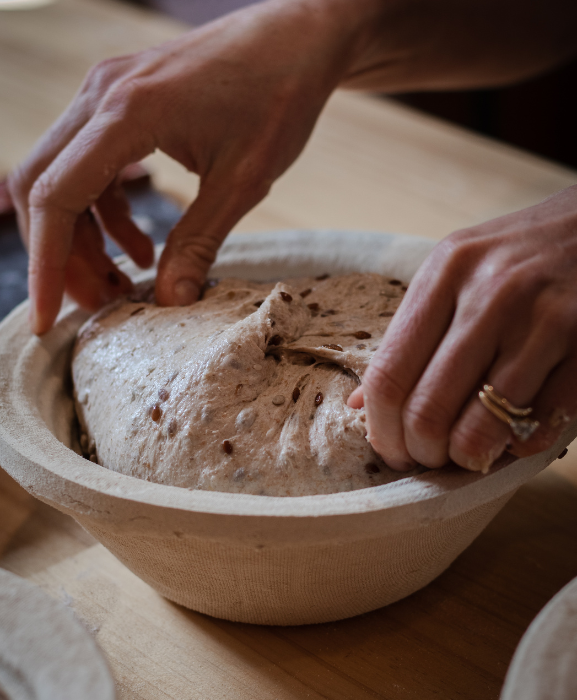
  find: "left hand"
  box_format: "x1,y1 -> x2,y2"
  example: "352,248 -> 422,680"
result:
349,185 -> 577,472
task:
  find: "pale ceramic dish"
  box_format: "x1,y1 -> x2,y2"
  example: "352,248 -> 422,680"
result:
0,569 -> 115,700
501,576 -> 577,700
0,231 -> 575,625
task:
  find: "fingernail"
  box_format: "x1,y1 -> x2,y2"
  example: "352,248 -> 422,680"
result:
347,387 -> 364,408
451,444 -> 503,474
173,279 -> 199,306
385,459 -> 417,472
28,303 -> 38,334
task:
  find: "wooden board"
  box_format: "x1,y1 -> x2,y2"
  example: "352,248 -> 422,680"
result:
1,468 -> 577,700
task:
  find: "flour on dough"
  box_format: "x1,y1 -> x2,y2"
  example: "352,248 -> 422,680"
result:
72,273 -> 422,496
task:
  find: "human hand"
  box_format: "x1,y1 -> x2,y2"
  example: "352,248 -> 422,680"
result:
8,0 -> 382,334
349,185 -> 577,472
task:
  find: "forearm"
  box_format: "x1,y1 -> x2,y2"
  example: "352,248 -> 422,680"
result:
294,0 -> 577,92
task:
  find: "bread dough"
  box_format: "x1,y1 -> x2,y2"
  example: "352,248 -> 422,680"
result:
72,273 -> 422,496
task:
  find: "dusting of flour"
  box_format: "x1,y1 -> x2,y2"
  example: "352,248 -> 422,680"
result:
72,273 -> 422,496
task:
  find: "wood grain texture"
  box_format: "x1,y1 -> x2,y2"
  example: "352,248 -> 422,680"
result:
0,469 -> 35,558
1,0 -> 576,241
1,468 -> 577,700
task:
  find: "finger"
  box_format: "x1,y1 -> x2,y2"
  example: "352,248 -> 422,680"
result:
94,180 -> 154,269
360,252 -> 456,470
7,57 -> 128,241
27,114 -> 155,334
33,211 -> 133,324
156,178 -> 270,306
449,323 -> 569,472
510,354 -> 577,459
347,386 -> 364,408
401,316 -> 499,468
9,106 -> 91,245
400,278 -> 539,468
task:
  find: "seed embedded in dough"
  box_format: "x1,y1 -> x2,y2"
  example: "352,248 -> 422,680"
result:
151,405 -> 162,422
307,303 -> 320,313
315,273 -> 329,281
353,331 -> 371,339
389,279 -> 402,286
292,387 -> 300,402
158,388 -> 169,402
130,307 -> 145,317
379,311 -> 394,317
236,407 -> 256,430
356,344 -> 366,350
222,440 -> 233,455
280,291 -> 292,303
254,300 -> 263,308
272,395 -> 285,406
314,392 -> 324,407
300,288 -> 312,298
321,344 -> 343,351
167,419 -> 177,438
365,463 -> 380,474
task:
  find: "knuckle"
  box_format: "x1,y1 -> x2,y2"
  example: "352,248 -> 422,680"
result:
7,166 -> 29,205
83,56 -> 129,94
99,76 -> 150,119
228,159 -> 273,203
451,419 -> 505,460
362,362 -> 407,409
403,394 -> 452,442
433,229 -> 484,277
178,236 -> 220,270
28,172 -> 55,209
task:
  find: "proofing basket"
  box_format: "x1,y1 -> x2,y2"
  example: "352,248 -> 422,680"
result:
1,231 -> 574,625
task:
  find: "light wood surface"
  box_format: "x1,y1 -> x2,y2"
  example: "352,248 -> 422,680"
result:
1,0 -> 577,697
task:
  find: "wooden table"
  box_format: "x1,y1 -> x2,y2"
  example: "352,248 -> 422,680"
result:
1,1 -> 577,698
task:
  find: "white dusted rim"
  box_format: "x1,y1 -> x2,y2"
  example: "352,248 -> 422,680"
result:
501,576 -> 577,700
0,569 -> 115,700
0,231 -> 573,540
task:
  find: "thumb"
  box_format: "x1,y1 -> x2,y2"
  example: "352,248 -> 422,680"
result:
155,179 -> 266,306
347,386 -> 365,408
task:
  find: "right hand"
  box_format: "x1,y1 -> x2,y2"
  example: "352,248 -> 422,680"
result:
9,0 -> 381,334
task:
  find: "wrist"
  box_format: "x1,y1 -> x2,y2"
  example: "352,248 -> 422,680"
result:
260,0 -> 394,90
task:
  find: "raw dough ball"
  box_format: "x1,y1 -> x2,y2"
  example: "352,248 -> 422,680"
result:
72,273 -> 422,496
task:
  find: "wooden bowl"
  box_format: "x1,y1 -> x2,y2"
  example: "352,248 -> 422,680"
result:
1,231 -> 574,625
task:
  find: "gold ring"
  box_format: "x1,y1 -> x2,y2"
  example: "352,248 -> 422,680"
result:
478,384 -> 539,442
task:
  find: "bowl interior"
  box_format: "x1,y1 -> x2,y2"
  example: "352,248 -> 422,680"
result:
1,231 -> 574,533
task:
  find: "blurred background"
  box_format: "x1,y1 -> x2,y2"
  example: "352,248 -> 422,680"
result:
130,0 -> 577,170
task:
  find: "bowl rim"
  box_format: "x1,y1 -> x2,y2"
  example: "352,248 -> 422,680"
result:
0,231 -> 573,529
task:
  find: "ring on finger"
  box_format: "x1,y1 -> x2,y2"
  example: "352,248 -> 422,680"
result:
478,384 -> 540,442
